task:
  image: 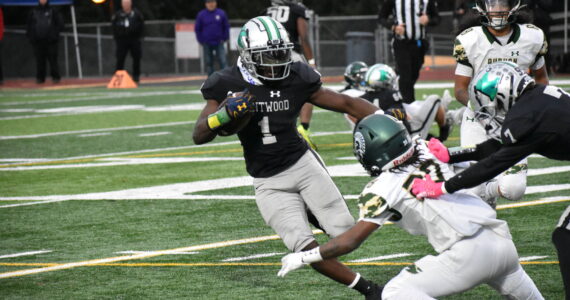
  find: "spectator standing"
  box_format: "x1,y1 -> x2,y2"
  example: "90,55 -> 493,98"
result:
112,0 -> 144,83
195,0 -> 229,76
453,0 -> 476,31
26,0 -> 64,84
378,0 -> 440,104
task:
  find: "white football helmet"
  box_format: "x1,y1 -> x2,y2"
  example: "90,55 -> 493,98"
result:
364,63 -> 398,91
237,16 -> 294,81
469,62 -> 534,140
474,0 -> 523,30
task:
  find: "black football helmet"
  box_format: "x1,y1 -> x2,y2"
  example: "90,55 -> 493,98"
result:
474,0 -> 523,30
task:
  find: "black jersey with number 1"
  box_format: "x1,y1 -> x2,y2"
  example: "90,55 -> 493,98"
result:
266,3 -> 309,53
201,62 -> 321,178
445,84 -> 570,193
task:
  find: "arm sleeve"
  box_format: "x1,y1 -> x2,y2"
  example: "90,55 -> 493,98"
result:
448,139 -> 502,163
444,138 -> 541,193
200,72 -> 227,102
195,14 -> 203,44
378,1 -> 395,29
222,11 -> 230,41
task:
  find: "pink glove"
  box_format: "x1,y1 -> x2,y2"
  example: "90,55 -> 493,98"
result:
411,175 -> 446,199
428,138 -> 450,163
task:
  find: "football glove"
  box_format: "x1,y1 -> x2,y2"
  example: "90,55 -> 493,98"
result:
277,247 -> 323,277
207,89 -> 255,130
385,108 -> 407,122
427,138 -> 450,163
411,174 -> 447,199
226,89 -> 255,119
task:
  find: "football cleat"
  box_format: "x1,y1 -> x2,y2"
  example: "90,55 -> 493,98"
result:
297,125 -> 318,151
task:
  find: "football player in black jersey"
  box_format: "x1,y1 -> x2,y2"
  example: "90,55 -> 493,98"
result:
410,62 -> 570,298
266,0 -> 317,150
192,16 -> 383,299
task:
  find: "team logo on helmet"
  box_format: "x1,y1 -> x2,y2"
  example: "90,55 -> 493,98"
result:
353,132 -> 366,164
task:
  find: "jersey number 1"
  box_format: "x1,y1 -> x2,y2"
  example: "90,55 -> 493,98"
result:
258,116 -> 277,145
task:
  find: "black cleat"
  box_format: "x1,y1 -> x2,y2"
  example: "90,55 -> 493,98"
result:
364,283 -> 384,300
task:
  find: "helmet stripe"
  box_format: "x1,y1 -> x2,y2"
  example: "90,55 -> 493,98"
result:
256,17 -> 277,41
267,17 -> 282,40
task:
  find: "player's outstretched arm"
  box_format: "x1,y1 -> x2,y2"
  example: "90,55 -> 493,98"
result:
454,75 -> 471,106
192,100 -> 220,145
309,87 -> 378,121
278,221 -> 378,277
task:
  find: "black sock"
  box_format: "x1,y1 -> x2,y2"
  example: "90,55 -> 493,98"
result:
301,122 -> 310,130
352,275 -> 375,296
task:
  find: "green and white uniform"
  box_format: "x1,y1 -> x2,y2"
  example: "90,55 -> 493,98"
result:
453,23 -> 548,202
358,140 -> 543,299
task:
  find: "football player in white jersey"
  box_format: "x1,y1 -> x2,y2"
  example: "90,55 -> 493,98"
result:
452,0 -> 549,206
277,114 -> 543,299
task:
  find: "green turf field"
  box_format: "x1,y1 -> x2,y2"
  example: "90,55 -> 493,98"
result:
0,82 -> 569,299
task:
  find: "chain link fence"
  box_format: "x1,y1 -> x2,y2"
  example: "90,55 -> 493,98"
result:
3,11 -> 569,79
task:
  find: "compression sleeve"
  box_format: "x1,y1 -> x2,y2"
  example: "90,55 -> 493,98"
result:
444,139 -> 539,193
448,139 -> 502,163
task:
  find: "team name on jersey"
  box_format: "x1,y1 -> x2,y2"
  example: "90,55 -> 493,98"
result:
254,100 -> 290,113
487,57 -> 518,64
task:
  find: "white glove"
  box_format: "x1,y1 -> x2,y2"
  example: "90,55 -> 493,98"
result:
277,247 -> 323,278
277,252 -> 306,277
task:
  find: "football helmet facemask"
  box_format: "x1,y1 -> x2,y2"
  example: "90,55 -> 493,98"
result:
365,63 -> 398,91
344,61 -> 368,89
353,114 -> 414,176
474,0 -> 523,30
469,62 -> 534,140
237,16 -> 294,81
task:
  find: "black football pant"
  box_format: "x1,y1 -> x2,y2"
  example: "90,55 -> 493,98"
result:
115,39 -> 142,81
392,38 -> 427,104
33,41 -> 61,83
553,227 -> 570,300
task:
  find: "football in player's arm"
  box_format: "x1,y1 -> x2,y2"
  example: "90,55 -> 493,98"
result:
278,114 -> 543,299
193,16 -> 387,299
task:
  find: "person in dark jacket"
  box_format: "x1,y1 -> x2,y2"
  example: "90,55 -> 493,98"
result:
112,0 -> 144,83
195,0 -> 229,76
26,0 -> 64,84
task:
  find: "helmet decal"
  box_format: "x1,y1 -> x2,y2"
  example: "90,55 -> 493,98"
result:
475,72 -> 499,101
353,131 -> 366,164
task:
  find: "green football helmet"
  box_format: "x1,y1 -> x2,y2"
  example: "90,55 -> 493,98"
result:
344,61 -> 368,89
469,61 -> 534,140
353,114 -> 414,176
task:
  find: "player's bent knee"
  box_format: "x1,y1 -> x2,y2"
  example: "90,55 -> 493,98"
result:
382,281 -> 434,300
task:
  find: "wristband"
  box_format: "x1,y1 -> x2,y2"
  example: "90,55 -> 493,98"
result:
441,182 -> 448,194
301,247 -> 323,264
308,58 -> 316,65
207,108 -> 231,130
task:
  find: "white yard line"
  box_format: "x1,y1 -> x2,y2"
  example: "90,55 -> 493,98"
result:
222,252 -> 285,262
1,90 -> 197,106
0,121 -> 195,140
0,250 -> 52,259
0,157 -> 245,171
349,253 -> 414,263
78,132 -> 112,138
519,256 -> 549,262
115,251 -> 199,255
138,132 -> 172,137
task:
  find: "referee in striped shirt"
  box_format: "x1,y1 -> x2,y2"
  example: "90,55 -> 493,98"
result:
554,205 -> 570,300
378,0 -> 440,104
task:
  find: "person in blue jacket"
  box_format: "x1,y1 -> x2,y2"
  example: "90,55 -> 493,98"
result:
195,0 -> 230,76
